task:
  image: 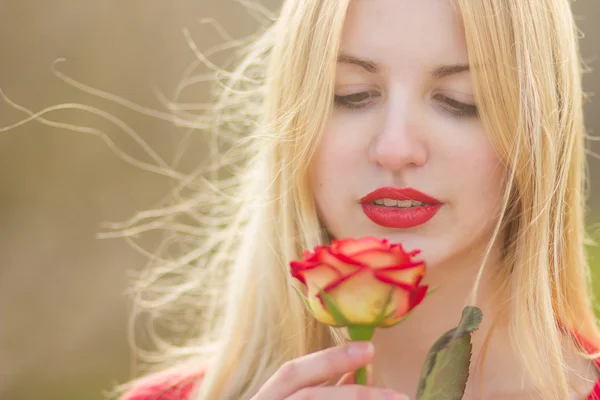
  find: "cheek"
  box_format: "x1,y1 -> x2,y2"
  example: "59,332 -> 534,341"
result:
475,148 -> 506,206
448,136 -> 507,226
469,151 -> 504,199
444,126 -> 505,195
310,121 -> 365,195
309,120 -> 367,234
431,123 -> 505,227
309,128 -> 340,212
310,132 -> 332,196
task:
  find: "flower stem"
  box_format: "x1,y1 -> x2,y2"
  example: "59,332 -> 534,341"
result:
347,325 -> 375,385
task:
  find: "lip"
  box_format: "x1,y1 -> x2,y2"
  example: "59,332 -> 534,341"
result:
360,187 -> 441,204
360,186 -> 442,229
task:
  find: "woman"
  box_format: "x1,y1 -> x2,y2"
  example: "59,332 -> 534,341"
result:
119,0 -> 600,399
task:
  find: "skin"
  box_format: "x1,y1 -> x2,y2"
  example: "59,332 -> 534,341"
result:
250,0 -> 597,399
266,0 -> 597,399
252,342 -> 407,400
313,0 -> 504,278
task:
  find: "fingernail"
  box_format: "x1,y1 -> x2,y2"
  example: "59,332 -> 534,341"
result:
347,341 -> 374,357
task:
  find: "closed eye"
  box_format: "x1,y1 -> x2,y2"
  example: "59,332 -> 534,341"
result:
334,91 -> 380,109
334,91 -> 478,118
434,94 -> 479,118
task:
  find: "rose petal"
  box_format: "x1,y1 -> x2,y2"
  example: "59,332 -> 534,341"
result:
307,295 -> 337,325
374,262 -> 425,287
410,285 -> 428,309
380,288 -> 410,325
382,285 -> 429,326
323,269 -> 392,325
332,236 -> 389,255
351,249 -> 404,269
319,249 -> 364,275
301,264 -> 342,296
378,287 -> 414,326
290,236 -> 428,327
302,249 -> 315,258
290,259 -> 320,285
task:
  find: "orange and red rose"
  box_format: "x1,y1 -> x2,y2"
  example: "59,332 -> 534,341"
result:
290,236 -> 428,327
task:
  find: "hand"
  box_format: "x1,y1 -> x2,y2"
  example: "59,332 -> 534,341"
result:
250,341 -> 409,400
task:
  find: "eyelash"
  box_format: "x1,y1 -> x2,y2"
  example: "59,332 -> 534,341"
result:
334,92 -> 379,110
333,92 -> 479,118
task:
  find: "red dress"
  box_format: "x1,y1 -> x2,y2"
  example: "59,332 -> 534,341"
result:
120,365 -> 600,400
575,331 -> 600,400
121,335 -> 600,400
120,368 -> 205,400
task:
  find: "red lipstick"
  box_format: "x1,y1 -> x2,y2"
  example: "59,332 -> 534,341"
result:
360,187 -> 442,229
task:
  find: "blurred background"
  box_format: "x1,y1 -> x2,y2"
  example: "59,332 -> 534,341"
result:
0,1 -> 599,399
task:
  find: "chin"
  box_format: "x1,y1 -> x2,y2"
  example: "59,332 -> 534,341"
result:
382,235 -> 450,266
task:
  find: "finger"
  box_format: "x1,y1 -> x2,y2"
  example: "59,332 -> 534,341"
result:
286,385 -> 409,400
335,371 -> 355,386
255,341 -> 374,399
367,364 -> 374,386
335,363 -> 375,387
335,364 -> 373,387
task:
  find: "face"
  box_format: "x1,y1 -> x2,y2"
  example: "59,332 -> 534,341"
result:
310,0 -> 506,271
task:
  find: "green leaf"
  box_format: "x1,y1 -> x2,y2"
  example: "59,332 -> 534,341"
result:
416,328 -> 456,398
418,333 -> 472,400
456,306 -> 483,335
318,290 -> 350,326
416,306 -> 483,400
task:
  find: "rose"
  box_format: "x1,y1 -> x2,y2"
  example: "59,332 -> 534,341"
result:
290,236 -> 428,328
290,236 -> 429,385
290,236 -> 482,399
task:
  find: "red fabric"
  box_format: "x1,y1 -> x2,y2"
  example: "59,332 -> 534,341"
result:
120,348 -> 600,400
588,378 -> 600,400
120,368 -> 205,400
572,332 -> 600,400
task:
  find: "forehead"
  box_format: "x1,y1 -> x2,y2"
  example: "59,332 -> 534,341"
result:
341,0 -> 469,69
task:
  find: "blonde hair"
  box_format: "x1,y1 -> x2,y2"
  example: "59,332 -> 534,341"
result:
115,0 -> 599,399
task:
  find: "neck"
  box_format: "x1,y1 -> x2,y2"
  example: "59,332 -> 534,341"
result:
370,247 -> 535,398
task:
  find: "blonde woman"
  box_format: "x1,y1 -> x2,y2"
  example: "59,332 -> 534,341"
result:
118,0 -> 600,399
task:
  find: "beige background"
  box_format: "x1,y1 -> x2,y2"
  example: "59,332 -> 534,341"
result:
0,1 -> 598,399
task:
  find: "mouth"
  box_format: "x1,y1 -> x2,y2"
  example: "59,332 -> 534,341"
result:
371,198 -> 429,208
360,186 -> 441,205
360,187 -> 442,229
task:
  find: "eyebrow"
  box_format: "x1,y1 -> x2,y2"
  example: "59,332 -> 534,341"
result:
337,53 -> 379,73
431,64 -> 470,78
337,52 -> 470,78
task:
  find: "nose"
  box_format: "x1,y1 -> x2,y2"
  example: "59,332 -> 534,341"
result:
368,102 -> 428,171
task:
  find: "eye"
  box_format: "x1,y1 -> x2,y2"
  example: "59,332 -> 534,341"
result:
434,94 -> 479,118
334,91 -> 380,109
